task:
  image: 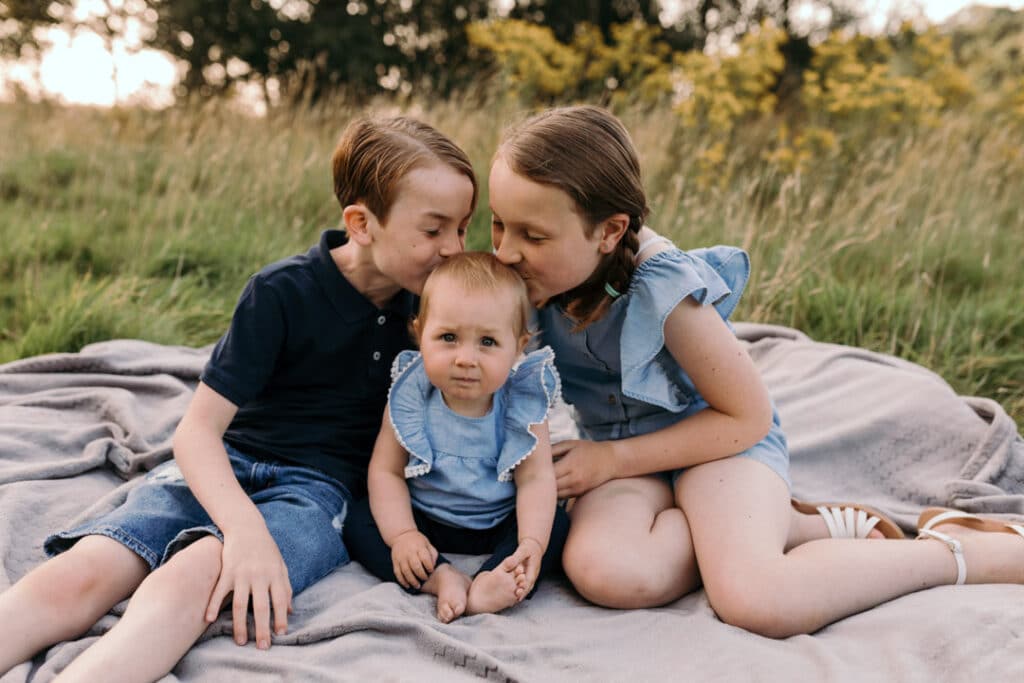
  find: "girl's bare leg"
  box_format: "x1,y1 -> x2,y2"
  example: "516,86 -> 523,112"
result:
675,457 -> 1024,638
0,536 -> 148,676
55,535 -> 224,683
562,476 -> 701,608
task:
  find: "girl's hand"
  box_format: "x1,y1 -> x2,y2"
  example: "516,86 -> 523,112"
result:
206,520 -> 292,650
552,439 -> 619,498
500,536 -> 545,601
390,530 -> 438,589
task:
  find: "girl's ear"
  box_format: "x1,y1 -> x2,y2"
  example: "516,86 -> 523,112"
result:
342,204 -> 375,246
597,213 -> 630,254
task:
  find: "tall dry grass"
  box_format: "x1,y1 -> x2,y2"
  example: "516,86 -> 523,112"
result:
0,97 -> 1020,428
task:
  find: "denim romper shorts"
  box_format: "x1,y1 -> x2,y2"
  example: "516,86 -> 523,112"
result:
537,245 -> 790,488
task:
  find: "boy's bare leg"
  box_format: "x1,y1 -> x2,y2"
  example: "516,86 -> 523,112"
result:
0,536 -> 148,676
420,563 -> 472,623
55,535 -> 224,683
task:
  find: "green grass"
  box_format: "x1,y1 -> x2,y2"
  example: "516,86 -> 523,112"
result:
0,98 -> 1021,431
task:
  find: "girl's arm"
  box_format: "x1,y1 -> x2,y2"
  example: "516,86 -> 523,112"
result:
368,410 -> 437,588
504,421 -> 556,594
173,382 -> 291,648
554,298 -> 773,498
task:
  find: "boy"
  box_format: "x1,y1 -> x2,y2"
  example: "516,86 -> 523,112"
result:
0,116 -> 477,682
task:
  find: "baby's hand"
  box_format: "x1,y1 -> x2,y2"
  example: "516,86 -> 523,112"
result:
390,529 -> 438,589
500,537 -> 544,601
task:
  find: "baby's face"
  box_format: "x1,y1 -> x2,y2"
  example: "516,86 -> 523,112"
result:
418,278 -> 523,417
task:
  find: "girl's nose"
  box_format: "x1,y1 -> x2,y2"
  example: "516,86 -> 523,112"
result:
494,235 -> 520,265
455,347 -> 477,366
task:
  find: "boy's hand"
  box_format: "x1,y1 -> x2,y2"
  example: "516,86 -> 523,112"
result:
390,529 -> 438,589
552,439 -> 618,498
500,536 -> 544,600
206,520 -> 292,650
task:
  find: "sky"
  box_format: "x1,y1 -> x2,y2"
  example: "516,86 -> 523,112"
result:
1,0 -> 1022,107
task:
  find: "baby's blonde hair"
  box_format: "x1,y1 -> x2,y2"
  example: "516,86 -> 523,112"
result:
416,252 -> 532,341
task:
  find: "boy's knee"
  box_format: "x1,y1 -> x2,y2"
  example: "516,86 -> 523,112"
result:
142,536 -> 223,601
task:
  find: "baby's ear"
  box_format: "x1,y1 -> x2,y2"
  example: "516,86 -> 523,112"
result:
517,332 -> 531,354
342,203 -> 374,245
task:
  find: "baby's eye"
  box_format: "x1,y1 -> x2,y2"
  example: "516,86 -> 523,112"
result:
481,337 -> 497,347
441,333 -> 456,343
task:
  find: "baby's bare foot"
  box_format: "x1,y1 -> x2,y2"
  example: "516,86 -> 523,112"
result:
422,564 -> 471,623
466,569 -> 520,615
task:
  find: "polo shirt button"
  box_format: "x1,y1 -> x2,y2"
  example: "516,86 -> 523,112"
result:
372,351 -> 382,361
607,394 -> 617,405
377,315 -> 386,325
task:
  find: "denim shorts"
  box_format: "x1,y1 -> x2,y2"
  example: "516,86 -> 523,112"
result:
44,442 -> 353,595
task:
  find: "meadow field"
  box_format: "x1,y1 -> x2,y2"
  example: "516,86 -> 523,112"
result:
0,96 -> 1021,430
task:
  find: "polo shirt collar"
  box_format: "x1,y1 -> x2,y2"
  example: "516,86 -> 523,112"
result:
314,229 -> 417,322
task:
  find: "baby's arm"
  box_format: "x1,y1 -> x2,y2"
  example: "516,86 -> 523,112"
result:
554,298 -> 773,498
368,410 -> 438,589
503,421 -> 556,597
173,382 -> 291,649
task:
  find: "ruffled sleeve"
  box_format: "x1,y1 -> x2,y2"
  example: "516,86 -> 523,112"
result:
496,346 -> 561,482
621,246 -> 750,411
386,350 -> 435,478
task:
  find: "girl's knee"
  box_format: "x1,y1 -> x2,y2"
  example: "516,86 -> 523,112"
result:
563,532 -> 698,609
703,574 -> 800,638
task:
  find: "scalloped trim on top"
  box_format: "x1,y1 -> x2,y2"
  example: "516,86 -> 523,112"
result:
497,346 -> 562,482
385,350 -> 435,479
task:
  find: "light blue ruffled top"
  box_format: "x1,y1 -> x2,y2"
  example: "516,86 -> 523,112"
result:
538,246 -> 782,444
387,346 -> 560,529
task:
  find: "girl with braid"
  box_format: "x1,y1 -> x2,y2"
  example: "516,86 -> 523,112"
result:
487,105 -> 1024,636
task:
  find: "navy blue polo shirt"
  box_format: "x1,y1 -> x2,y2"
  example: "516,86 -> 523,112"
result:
200,229 -> 417,497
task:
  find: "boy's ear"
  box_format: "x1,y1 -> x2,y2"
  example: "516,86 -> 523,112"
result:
598,213 -> 630,254
342,204 -> 374,246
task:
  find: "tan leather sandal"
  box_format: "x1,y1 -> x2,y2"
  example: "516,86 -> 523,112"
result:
791,498 -> 905,539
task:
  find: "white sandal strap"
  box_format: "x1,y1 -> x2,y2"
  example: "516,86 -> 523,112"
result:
920,509 -> 980,531
816,506 -> 881,540
917,528 -> 967,585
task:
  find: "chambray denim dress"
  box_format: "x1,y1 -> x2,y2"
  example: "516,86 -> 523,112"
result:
537,246 -> 790,487
387,346 -> 561,529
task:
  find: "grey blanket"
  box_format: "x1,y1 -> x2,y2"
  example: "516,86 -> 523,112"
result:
2,324 -> 1022,682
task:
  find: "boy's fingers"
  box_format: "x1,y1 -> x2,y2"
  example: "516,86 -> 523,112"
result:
232,584 -> 250,645
206,576 -> 230,622
251,586 -> 271,649
270,583 -> 290,635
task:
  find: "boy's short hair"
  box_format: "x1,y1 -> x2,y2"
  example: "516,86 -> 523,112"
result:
332,116 -> 478,225
417,252 -> 532,340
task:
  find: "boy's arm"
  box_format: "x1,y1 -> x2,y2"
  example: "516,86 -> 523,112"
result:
368,410 -> 437,588
504,421 -> 556,595
172,381 -> 290,650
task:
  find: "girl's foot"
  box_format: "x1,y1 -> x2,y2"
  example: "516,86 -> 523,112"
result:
466,568 -> 520,615
786,500 -> 901,550
422,564 -> 471,623
917,509 -> 1024,585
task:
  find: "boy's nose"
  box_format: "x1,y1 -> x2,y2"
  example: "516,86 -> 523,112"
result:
439,230 -> 462,257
